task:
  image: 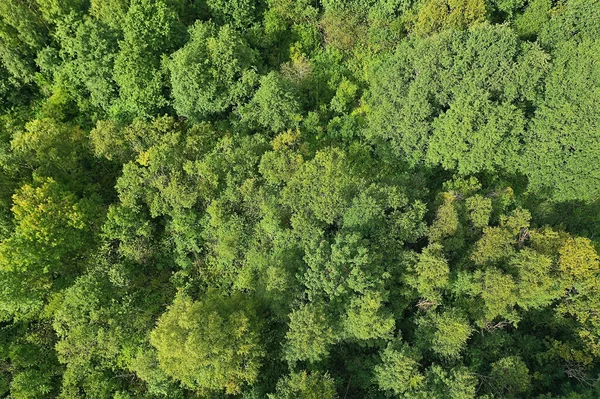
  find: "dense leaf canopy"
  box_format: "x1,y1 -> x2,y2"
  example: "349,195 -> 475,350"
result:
0,0 -> 599,398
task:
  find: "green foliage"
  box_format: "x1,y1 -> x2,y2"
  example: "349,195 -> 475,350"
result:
413,0 -> 487,36
525,34 -> 600,201
0,177 -> 97,321
374,342 -> 424,396
283,147 -> 361,224
90,0 -> 129,28
11,118 -> 87,180
9,178 -> 92,258
151,291 -> 264,394
465,195 -> 492,229
343,290 -> 395,341
259,130 -> 305,186
471,226 -> 515,265
170,21 -> 258,121
422,366 -> 477,399
0,1 -> 600,398
0,0 -> 47,82
558,237 -> 600,284
515,0 -> 552,39
427,89 -> 525,174
512,248 -> 560,310
53,269 -> 143,395
284,303 -> 337,364
473,267 -> 519,325
52,16 -> 120,113
3,178 -> 94,274
269,371 -> 338,399
407,243 -> 450,303
241,71 -> 301,133
10,369 -> 54,399
368,23 -> 548,172
488,356 -> 531,397
112,0 -> 186,119
206,0 -> 263,28
301,231 -> 382,302
36,0 -> 87,21
429,194 -> 461,243
416,309 -> 472,359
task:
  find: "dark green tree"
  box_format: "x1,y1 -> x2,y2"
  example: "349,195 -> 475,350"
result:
169,21 -> 258,121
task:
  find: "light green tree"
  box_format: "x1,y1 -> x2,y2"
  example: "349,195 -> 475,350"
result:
422,365 -> 477,399
0,177 -> 96,320
343,290 -> 395,341
284,303 -> 338,364
406,243 -> 450,303
282,147 -> 362,224
413,0 -> 487,36
526,23 -> 600,201
416,309 -> 472,359
269,371 -> 338,399
151,291 -> 264,394
374,342 -> 424,396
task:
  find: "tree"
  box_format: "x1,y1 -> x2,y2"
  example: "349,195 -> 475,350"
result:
413,0 -> 487,35
558,237 -> 600,286
301,231 -> 384,303
9,369 -> 55,399
525,1 -> 600,201
429,194 -> 462,244
472,267 -> 519,326
36,0 -> 87,21
512,248 -> 560,310
0,177 -> 97,320
374,342 -> 424,396
151,291 -> 264,394
52,270 -> 138,397
0,321 -> 61,399
367,24 -> 548,171
406,243 -> 450,303
90,0 -> 129,29
269,371 -> 338,399
206,0 -> 263,28
422,366 -> 477,399
112,0 -> 185,119
416,309 -> 472,359
282,147 -> 362,224
259,130 -> 305,187
101,204 -> 156,264
240,72 -> 301,133
0,0 -> 47,82
284,303 -> 338,364
52,16 -> 120,113
1,177 -> 95,276
488,356 -> 531,398
343,290 -> 395,341
525,38 -> 600,201
556,236 -> 600,357
169,21 -> 258,121
465,195 -> 492,229
11,118 -> 87,182
470,226 -> 515,265
515,0 -> 552,39
89,120 -> 131,162
426,89 -> 524,175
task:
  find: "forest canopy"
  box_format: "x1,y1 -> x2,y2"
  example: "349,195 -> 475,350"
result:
1,0 -> 600,398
